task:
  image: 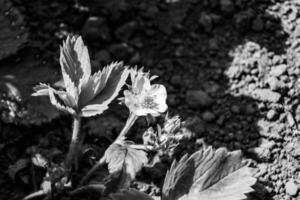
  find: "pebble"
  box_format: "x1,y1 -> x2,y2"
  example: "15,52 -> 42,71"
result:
286,139 -> 300,158
270,64 -> 287,77
285,180 -> 298,196
199,13 -> 213,32
220,0 -> 235,15
186,90 -> 214,109
201,111 -> 216,122
252,89 -> 281,103
252,16 -> 264,31
94,50 -> 111,66
82,17 -> 111,44
170,75 -> 182,86
266,76 -> 284,91
108,43 -> 135,61
231,105 -> 240,114
247,147 -> 271,162
267,109 -> 278,121
115,21 -> 138,42
286,112 -> 295,127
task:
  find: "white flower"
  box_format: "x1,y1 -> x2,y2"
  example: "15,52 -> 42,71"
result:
124,68 -> 168,117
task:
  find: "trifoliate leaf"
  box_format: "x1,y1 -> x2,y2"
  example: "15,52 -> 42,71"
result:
104,143 -> 148,180
59,35 -> 91,92
0,0 -> 28,60
110,189 -> 154,200
162,146 -> 256,200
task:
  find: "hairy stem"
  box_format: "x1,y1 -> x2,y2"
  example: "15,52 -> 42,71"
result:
65,115 -> 81,170
80,112 -> 138,185
115,112 -> 138,142
79,156 -> 106,185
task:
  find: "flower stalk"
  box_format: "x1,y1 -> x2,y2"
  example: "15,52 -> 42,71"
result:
80,112 -> 138,185
115,112 -> 138,142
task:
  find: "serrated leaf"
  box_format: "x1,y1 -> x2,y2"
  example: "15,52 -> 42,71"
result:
0,0 -> 28,60
48,86 -> 75,115
59,35 -> 91,93
110,189 -> 154,200
80,104 -> 109,117
90,63 -> 129,104
79,62 -> 129,112
162,146 -> 256,200
105,143 -> 148,181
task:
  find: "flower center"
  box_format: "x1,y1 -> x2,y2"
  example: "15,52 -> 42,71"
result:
142,96 -> 158,109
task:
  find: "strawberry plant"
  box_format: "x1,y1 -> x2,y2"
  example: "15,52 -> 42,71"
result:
24,35 -> 257,200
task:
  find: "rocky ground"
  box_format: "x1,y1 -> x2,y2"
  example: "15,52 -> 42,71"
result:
0,0 -> 300,199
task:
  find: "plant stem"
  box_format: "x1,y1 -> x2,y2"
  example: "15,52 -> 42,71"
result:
65,115 -> 81,170
80,112 -> 138,185
115,112 -> 138,142
79,156 -> 106,186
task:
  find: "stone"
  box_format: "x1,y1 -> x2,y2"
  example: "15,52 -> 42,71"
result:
286,139 -> 300,158
220,0 -> 235,15
201,111 -> 216,122
247,147 -> 271,162
252,89 -> 281,103
170,75 -> 182,86
285,180 -> 298,196
231,105 -> 240,114
94,50 -> 111,66
186,90 -> 214,109
270,64 -> 287,77
294,25 -> 300,38
199,13 -> 213,32
266,109 -> 278,121
252,16 -> 264,31
287,112 -> 295,127
234,9 -> 255,32
266,76 -> 285,91
108,43 -> 135,61
115,21 -> 138,42
82,17 -> 111,44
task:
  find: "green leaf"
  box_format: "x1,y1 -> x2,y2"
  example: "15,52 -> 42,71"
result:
110,189 -> 154,200
59,35 -> 91,94
162,146 -> 256,200
80,104 -> 109,117
105,143 -> 148,181
32,83 -> 50,96
48,86 -> 75,115
79,62 -> 129,115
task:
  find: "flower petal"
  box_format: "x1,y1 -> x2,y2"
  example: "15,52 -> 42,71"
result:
154,102 -> 168,113
135,108 -> 160,117
150,84 -> 167,100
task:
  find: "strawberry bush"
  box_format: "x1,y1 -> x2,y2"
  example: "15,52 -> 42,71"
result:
22,35 -> 257,200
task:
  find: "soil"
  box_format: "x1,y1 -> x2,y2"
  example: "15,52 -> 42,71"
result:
0,0 -> 300,200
